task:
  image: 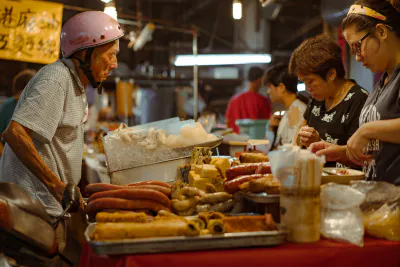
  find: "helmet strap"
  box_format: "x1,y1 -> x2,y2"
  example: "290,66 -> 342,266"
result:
73,48 -> 103,94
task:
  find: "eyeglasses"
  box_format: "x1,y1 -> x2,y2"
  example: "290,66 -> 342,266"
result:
351,32 -> 370,56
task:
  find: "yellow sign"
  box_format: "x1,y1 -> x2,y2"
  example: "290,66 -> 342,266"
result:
0,0 -> 63,64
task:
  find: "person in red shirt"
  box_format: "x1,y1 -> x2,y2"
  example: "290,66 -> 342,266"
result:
226,67 -> 272,133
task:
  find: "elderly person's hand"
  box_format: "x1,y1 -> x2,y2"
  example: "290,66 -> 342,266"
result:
298,125 -> 320,147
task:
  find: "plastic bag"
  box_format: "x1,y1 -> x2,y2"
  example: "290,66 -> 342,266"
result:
364,203 -> 400,241
320,183 -> 366,247
350,181 -> 400,241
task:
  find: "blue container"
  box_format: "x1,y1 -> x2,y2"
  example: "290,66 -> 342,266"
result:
235,119 -> 269,139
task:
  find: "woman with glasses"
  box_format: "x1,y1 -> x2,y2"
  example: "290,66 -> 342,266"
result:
289,35 -> 369,168
310,0 -> 400,185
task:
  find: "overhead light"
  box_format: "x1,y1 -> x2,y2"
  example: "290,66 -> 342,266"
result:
104,1 -> 117,20
174,54 -> 272,66
133,23 -> 156,51
232,0 -> 242,20
101,0 -> 112,3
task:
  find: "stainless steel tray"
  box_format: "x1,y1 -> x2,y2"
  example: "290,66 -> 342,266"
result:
245,192 -> 280,204
85,223 -> 286,255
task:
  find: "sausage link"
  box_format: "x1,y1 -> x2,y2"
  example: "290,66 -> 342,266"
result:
128,180 -> 172,188
87,188 -> 171,209
129,185 -> 171,197
223,174 -> 267,194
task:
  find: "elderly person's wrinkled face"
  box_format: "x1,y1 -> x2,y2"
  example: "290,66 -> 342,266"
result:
90,40 -> 120,82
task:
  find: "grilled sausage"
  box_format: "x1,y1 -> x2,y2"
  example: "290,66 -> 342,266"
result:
128,180 -> 172,188
171,196 -> 200,212
180,187 -> 206,197
87,188 -> 171,209
199,192 -> 232,204
127,185 -> 171,197
223,174 -> 267,194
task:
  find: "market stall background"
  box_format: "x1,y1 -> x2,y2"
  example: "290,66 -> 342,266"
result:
1,0 -> 396,266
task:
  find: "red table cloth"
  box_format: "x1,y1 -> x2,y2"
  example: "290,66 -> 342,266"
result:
79,238 -> 400,267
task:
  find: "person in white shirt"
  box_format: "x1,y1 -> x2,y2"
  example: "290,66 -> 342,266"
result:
263,64 -> 308,148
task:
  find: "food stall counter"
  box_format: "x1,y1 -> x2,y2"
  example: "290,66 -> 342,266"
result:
79,238 -> 400,267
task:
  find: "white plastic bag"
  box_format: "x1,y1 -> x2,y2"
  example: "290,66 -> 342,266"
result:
320,183 -> 366,247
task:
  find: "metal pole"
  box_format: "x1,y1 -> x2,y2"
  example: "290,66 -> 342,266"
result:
192,30 -> 199,120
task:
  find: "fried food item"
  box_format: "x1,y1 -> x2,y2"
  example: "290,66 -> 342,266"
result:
238,181 -> 250,192
248,176 -> 279,194
199,192 -> 232,205
91,220 -> 199,241
186,217 -> 206,230
205,183 -> 217,193
157,210 -> 179,218
196,204 -> 211,213
209,199 -> 235,213
239,153 -> 269,163
207,219 -> 225,235
95,211 -> 148,223
172,196 -> 201,212
198,212 -> 225,225
180,187 -> 206,197
223,214 -> 278,233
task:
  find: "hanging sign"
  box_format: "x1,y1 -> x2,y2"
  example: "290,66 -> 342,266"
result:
0,0 -> 63,64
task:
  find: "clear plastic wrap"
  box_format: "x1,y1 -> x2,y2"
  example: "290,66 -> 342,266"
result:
320,183 -> 366,247
350,181 -> 400,241
102,120 -> 219,172
269,145 -> 325,243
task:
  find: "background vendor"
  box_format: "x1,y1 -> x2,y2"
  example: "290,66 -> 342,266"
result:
226,67 -> 272,134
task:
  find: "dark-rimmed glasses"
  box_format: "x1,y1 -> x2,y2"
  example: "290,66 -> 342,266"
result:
351,32 -> 370,56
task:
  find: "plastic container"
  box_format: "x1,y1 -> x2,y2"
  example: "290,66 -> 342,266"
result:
235,119 -> 269,139
280,187 -> 321,243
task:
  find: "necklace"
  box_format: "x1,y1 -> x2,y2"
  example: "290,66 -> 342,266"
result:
326,86 -> 346,111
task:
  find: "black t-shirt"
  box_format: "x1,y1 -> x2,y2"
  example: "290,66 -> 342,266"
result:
360,65 -> 400,185
304,84 -> 369,168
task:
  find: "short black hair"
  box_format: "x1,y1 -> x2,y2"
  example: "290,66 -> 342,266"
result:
12,69 -> 36,95
263,64 -> 298,94
248,66 -> 264,82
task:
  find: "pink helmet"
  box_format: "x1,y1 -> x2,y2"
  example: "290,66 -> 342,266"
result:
61,11 -> 124,58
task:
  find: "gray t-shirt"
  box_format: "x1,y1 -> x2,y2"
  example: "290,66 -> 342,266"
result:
360,64 -> 400,185
0,59 -> 87,216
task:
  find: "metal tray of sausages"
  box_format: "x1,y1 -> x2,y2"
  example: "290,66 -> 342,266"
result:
85,223 -> 287,255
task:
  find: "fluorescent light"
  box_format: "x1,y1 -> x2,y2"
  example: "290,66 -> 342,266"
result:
232,0 -> 242,20
297,83 -> 306,91
104,2 -> 117,20
174,54 -> 272,66
101,0 -> 112,3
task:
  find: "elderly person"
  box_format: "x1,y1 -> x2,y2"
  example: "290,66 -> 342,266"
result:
0,11 -> 124,264
290,35 -> 369,168
311,0 -> 400,185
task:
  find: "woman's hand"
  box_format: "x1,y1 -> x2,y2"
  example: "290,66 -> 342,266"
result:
269,115 -> 282,130
309,141 -> 346,162
346,127 -> 373,165
298,126 -> 320,147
